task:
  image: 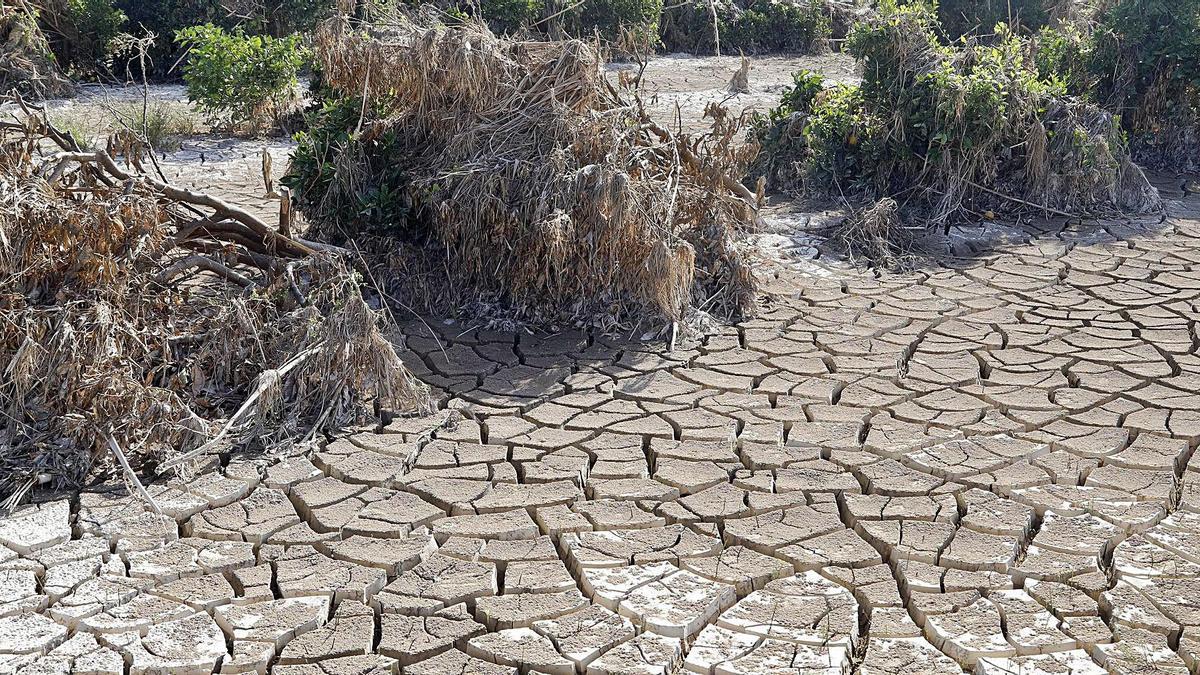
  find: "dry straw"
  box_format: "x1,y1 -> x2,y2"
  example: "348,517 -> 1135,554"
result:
300,12 -> 761,327
0,96 -> 429,502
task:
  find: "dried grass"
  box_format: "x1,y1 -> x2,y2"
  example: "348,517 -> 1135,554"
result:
295,12 -> 760,327
0,0 -> 73,99
0,96 -> 429,501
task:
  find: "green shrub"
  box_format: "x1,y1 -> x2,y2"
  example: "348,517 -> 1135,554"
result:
756,0 -> 1158,225
284,98 -> 420,238
722,0 -> 830,53
1087,0 -> 1200,167
60,0 -> 127,76
113,0 -> 223,77
176,24 -> 308,131
660,0 -> 831,54
572,0 -> 663,46
479,0 -> 543,33
1032,23 -> 1092,93
934,0 -> 1048,38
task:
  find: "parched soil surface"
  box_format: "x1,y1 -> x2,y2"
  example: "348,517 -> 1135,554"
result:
7,61 -> 1200,675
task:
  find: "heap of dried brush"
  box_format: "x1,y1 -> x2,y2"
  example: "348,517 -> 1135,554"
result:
0,0 -> 72,99
0,96 -> 429,502
289,11 -> 760,329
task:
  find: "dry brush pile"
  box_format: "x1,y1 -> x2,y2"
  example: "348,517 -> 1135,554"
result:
0,0 -> 72,99
0,96 -> 429,501
286,13 -> 761,328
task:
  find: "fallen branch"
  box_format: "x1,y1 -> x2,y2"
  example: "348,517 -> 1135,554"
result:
965,180 -> 1082,220
105,433 -> 162,515
155,255 -> 257,287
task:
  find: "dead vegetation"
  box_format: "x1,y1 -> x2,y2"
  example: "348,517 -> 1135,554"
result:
0,0 -> 72,99
0,95 -> 429,500
288,12 -> 761,329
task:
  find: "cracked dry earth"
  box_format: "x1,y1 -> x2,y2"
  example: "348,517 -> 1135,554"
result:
7,182 -> 1200,675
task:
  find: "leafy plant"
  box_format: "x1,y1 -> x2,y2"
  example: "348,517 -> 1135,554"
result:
113,0 -> 223,77
756,0 -> 1158,226
284,97 -> 421,238
934,0 -> 1048,38
572,0 -> 663,46
660,0 -> 831,54
722,0 -> 830,53
60,0 -> 127,76
1087,0 -> 1200,166
175,24 -> 308,131
479,0 -> 543,33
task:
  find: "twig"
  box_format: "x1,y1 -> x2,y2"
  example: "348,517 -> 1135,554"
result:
965,180 -> 1081,219
47,150 -> 315,257
158,344 -> 324,469
105,433 -> 162,515
155,255 -> 256,287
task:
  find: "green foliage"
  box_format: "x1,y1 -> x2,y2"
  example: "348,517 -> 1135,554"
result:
934,0 -> 1048,38
175,24 -> 308,130
284,98 -> 420,237
1032,23 -> 1092,94
1026,0 -> 1200,167
479,0 -> 543,33
756,0 -> 1156,221
113,0 -> 223,76
572,0 -> 663,45
659,0 -> 831,54
62,0 -> 127,75
1087,0 -> 1200,165
722,0 -> 830,53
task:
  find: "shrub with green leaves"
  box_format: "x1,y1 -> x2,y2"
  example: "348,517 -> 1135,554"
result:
479,0 -> 543,33
660,0 -> 831,54
112,0 -> 223,77
571,0 -> 663,46
176,24 -> 308,131
59,0 -> 127,76
756,0 -> 1158,227
934,0 -> 1048,38
722,0 -> 830,53
1088,0 -> 1200,167
284,97 -> 420,238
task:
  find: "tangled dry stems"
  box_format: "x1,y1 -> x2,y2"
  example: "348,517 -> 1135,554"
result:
295,13 -> 760,328
0,96 -> 429,501
0,0 -> 72,99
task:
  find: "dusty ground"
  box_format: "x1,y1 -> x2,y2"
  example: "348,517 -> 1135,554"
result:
5,57 -> 1200,675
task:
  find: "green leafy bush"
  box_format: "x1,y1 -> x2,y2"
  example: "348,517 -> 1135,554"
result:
479,0 -> 543,33
571,0 -> 663,46
934,0 -> 1048,38
722,0 -> 830,53
113,0 -> 223,77
284,97 -> 420,238
660,0 -> 831,54
176,24 -> 308,130
1088,0 -> 1200,167
756,1 -> 1158,227
60,0 -> 127,75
